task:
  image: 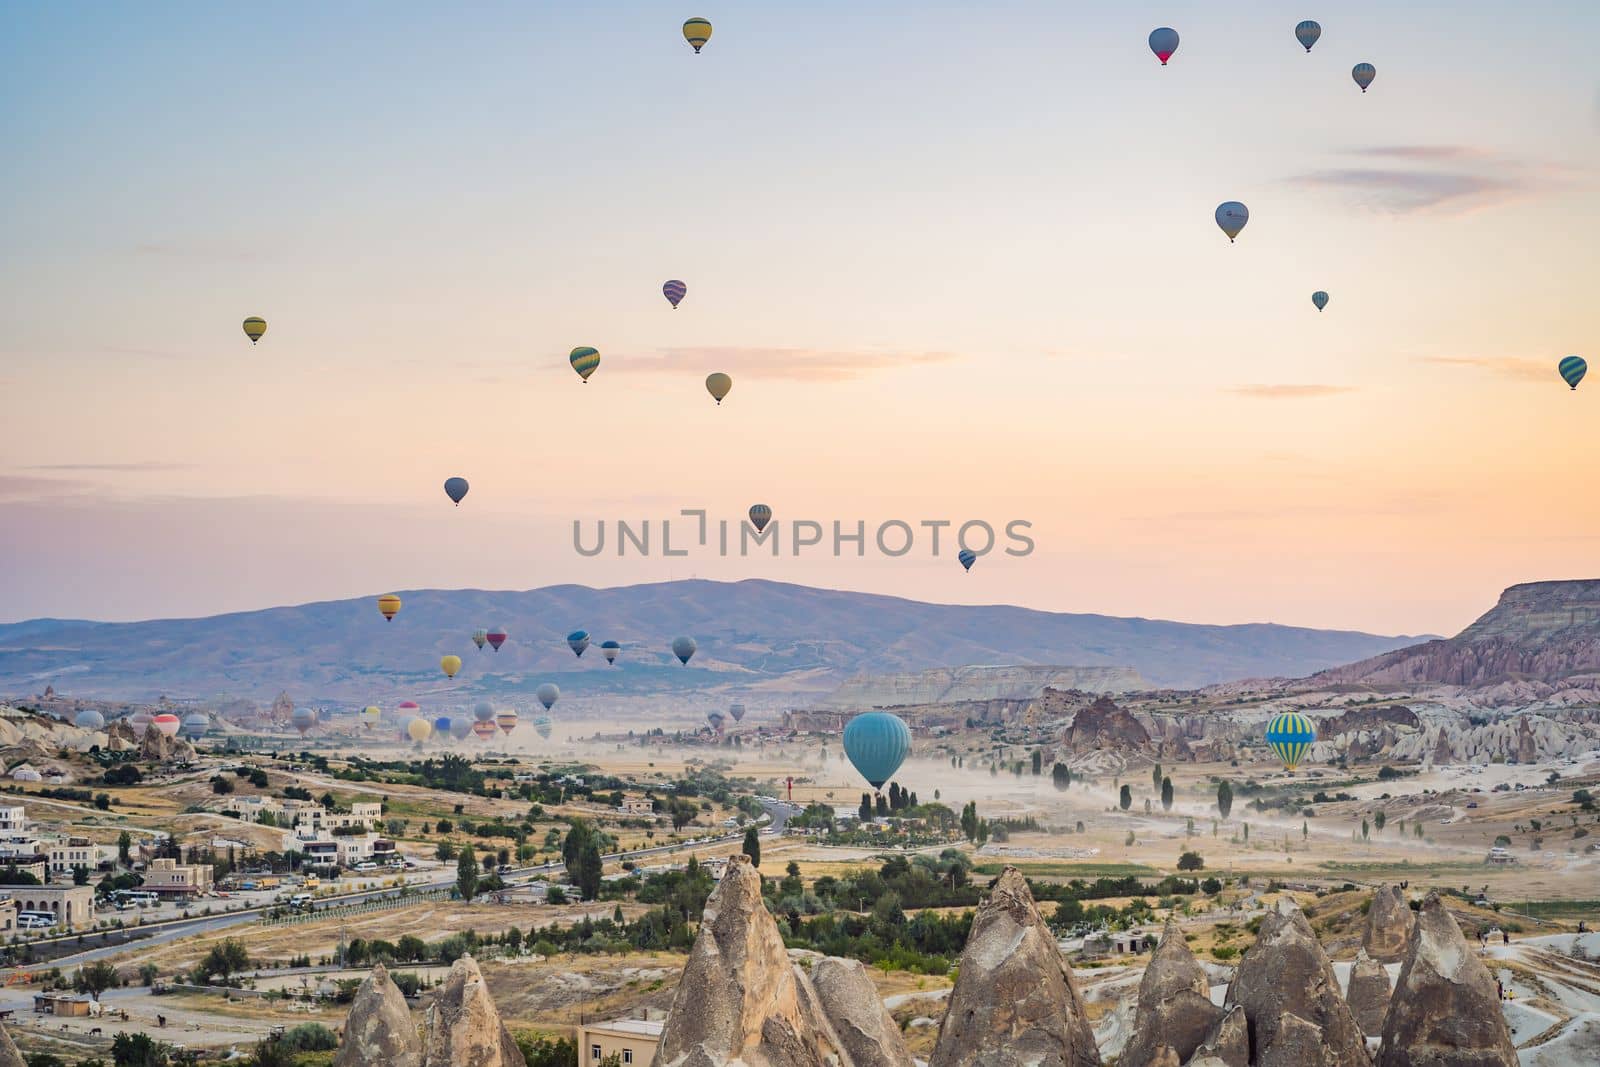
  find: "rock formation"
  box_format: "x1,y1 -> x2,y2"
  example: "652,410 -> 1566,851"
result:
1120,918 -> 1221,1067
0,1022 -> 25,1067
420,955 -> 523,1067
1363,886 -> 1415,963
1225,901 -> 1370,1067
1058,697 -> 1155,759
929,866 -> 1100,1067
1185,1005 -> 1247,1067
1375,893 -> 1517,1067
138,726 -> 196,763
1346,950 -> 1392,1036
335,964 -> 422,1067
810,957 -> 917,1067
818,666 -> 1143,708
653,853 -> 856,1067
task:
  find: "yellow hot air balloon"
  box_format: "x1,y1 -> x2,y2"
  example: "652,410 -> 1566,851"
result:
706,372 -> 733,405
407,717 -> 433,742
377,594 -> 402,621
441,655 -> 462,679
682,17 -> 712,53
243,317 -> 267,344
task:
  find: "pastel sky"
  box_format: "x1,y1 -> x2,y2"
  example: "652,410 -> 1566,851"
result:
2,1 -> 1596,636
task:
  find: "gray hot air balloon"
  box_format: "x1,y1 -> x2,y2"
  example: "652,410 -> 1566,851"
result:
748,504 -> 772,532
75,709 -> 105,731
1294,20 -> 1321,52
291,706 -> 317,735
444,476 -> 470,506
1352,63 -> 1376,92
729,703 -> 746,723
182,713 -> 209,739
533,714 -> 554,740
473,701 -> 495,723
536,683 -> 560,711
449,716 -> 473,741
1215,201 -> 1249,242
706,710 -> 726,732
672,635 -> 697,665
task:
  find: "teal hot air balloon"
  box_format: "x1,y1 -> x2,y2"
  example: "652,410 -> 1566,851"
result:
748,504 -> 772,532
444,477 -> 469,505
1312,291 -> 1329,312
672,635 -> 697,665
958,549 -> 977,572
843,712 -> 912,791
1264,712 -> 1316,772
601,640 -> 620,664
1295,20 -> 1321,52
1148,27 -> 1179,66
1352,63 -> 1376,92
567,630 -> 590,657
1558,356 -> 1586,391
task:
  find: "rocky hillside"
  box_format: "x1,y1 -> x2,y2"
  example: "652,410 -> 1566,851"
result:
1313,579 -> 1600,691
816,665 -> 1144,708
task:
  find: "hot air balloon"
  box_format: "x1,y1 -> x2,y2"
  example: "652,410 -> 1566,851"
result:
748,504 -> 771,532
567,631 -> 590,657
472,629 -> 488,650
378,595 -> 402,622
433,715 -> 452,736
441,655 -> 462,679
683,17 -> 712,53
450,717 -> 473,741
536,683 -> 560,712
1295,20 -> 1321,52
672,636 -> 697,665
496,709 -> 519,735
705,372 -> 732,405
1352,63 -> 1376,92
398,700 -> 420,714
663,279 -> 687,308
533,714 -> 554,740
706,710 -> 726,733
473,701 -> 495,723
243,317 -> 267,344
407,717 -> 433,742
601,640 -> 620,665
843,711 -> 912,791
1215,202 -> 1249,242
152,712 -> 181,738
360,705 -> 382,730
958,549 -> 977,572
444,477 -> 469,506
1148,27 -> 1179,65
1558,356 -> 1587,391
129,710 -> 153,735
729,703 -> 746,723
182,713 -> 209,739
1264,712 -> 1316,771
1312,291 -> 1329,312
289,707 -> 316,736
570,346 -> 601,382
486,628 -> 507,652
75,709 -> 105,731
472,720 -> 498,741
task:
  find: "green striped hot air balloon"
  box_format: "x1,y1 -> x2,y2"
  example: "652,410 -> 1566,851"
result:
1264,712 -> 1316,772
570,346 -> 601,382
682,17 -> 712,53
1558,355 -> 1586,391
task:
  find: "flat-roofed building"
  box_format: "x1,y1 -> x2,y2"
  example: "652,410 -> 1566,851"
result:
47,837 -> 98,877
577,1017 -> 664,1066
4,884 -> 94,929
143,857 -> 214,899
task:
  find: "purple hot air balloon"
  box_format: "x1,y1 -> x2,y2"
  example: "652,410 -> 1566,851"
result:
662,279 -> 687,309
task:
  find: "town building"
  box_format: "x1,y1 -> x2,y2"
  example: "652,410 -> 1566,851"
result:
142,857 -> 214,900
47,837 -> 102,878
3,884 -> 94,929
0,805 -> 41,862
32,992 -> 96,1017
0,898 -> 16,935
578,1017 -> 664,1065
620,797 -> 654,816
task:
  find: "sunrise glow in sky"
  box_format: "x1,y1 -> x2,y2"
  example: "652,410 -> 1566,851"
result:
2,2 -> 1596,635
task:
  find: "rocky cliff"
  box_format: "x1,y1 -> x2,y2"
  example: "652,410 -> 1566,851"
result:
1119,918 -> 1221,1067
335,964 -> 421,1067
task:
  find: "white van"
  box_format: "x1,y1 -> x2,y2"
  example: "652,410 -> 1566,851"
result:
289,893 -> 315,909
18,912 -> 57,929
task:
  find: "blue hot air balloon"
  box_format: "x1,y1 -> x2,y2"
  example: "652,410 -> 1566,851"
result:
432,715 -> 452,736
567,630 -> 590,657
1264,712 -> 1316,771
1312,291 -> 1329,312
1352,63 -> 1376,92
663,279 -> 687,308
1558,356 -> 1586,391
1295,20 -> 1321,52
601,640 -> 620,664
843,712 -> 912,791
1148,27 -> 1179,66
444,477 -> 469,506
958,549 -> 977,572
1215,202 -> 1249,242
672,635 -> 697,665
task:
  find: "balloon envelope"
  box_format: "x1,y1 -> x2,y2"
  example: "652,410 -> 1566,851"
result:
361,705 -> 382,729
378,595 -> 402,621
705,372 -> 732,404
75,709 -> 105,731
407,717 -> 433,742
289,707 -> 315,735
729,703 -> 746,723
1295,20 -> 1321,51
242,317 -> 266,344
683,17 -> 712,52
567,631 -> 590,656
570,346 -> 601,382
1265,712 -> 1316,771
130,711 -> 153,735
843,712 -> 912,790
1558,356 -> 1587,390
444,477 -> 469,505
1312,291 -> 1329,311
536,683 -> 560,711
496,709 -> 519,734
533,714 -> 554,739
601,640 -> 620,664
440,655 -> 462,679
706,711 -> 726,731
472,720 -> 497,740
663,279 -> 687,308
1215,201 -> 1249,241
472,628 -> 488,650
748,504 -> 771,532
958,549 -> 977,572
450,717 -> 473,741
1148,27 -> 1179,64
473,701 -> 495,723
672,635 -> 697,664
182,713 -> 209,738
487,628 -> 507,651
433,715 -> 452,735
1352,63 -> 1376,91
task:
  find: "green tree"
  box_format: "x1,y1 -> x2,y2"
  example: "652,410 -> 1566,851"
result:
112,1031 -> 168,1067
1373,810 -> 1387,833
1051,763 -> 1071,791
577,842 -> 603,901
195,938 -> 250,984
1361,819 -> 1370,843
1160,776 -> 1174,812
858,793 -> 873,822
210,775 -> 234,795
1152,763 -> 1164,793
742,827 -> 761,868
72,864 -> 91,886
1302,821 -> 1308,841
1177,851 -> 1204,871
456,845 -> 480,902
1031,750 -> 1042,775
1217,780 -> 1233,820
1119,785 -> 1132,811
1242,822 -> 1249,843
75,960 -> 120,999
117,830 -> 132,865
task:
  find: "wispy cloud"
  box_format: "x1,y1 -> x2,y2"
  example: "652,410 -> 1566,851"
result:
1226,385 -> 1357,400
25,462 -> 193,473
1416,356 -> 1550,382
1287,145 -> 1574,215
626,347 -> 961,382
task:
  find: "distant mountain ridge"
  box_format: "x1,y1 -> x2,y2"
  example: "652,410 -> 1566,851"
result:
1311,579 -> 1600,689
816,664 -> 1145,708
0,579 -> 1424,706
